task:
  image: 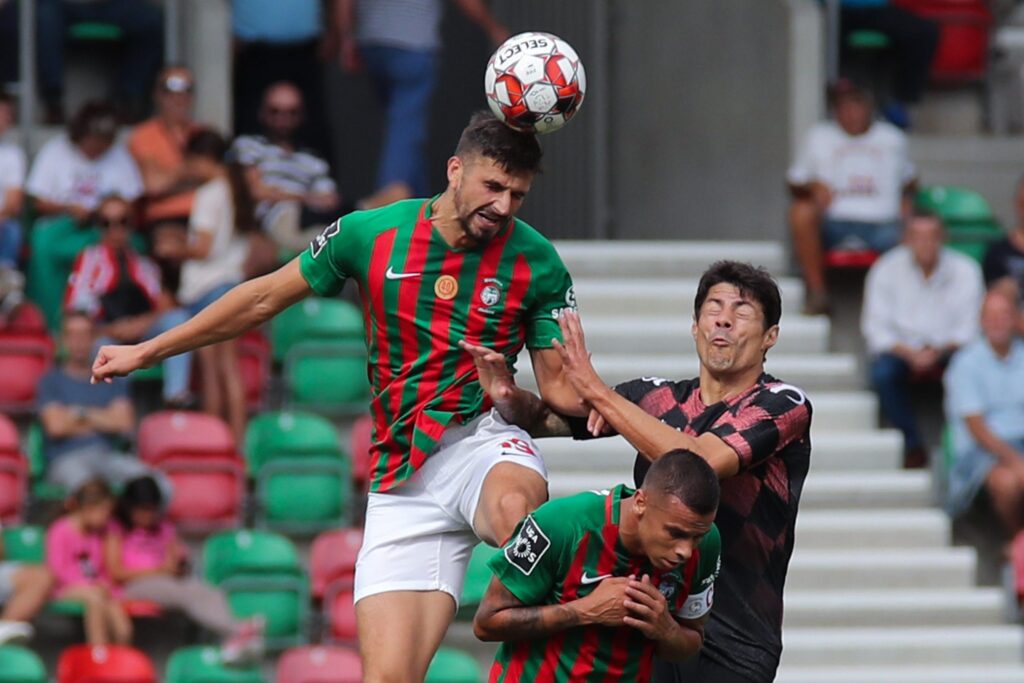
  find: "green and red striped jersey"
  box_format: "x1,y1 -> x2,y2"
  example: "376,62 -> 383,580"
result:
298,198 -> 575,492
487,485 -> 721,683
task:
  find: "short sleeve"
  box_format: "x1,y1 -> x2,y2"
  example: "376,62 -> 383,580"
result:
25,140 -> 58,200
677,525 -> 720,620
524,244 -> 575,349
188,182 -> 224,236
785,126 -> 821,187
299,213 -> 364,297
944,348 -> 986,418
709,384 -> 812,471
487,508 -> 570,605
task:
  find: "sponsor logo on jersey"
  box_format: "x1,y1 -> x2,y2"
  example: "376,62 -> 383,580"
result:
506,515 -> 550,576
580,572 -> 613,586
659,576 -> 678,600
769,383 -> 807,406
310,220 -> 340,258
564,286 -> 577,308
641,377 -> 670,386
434,275 -> 458,300
385,267 -> 421,281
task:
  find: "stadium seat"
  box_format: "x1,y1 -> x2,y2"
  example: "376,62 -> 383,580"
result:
458,543 -> 500,619
823,249 -> 879,270
271,298 -> 364,364
915,185 -> 998,229
323,586 -> 357,644
309,527 -> 362,601
349,414 -> 373,491
165,646 -> 265,683
244,411 -> 344,475
425,647 -> 484,683
138,411 -> 236,463
0,416 -> 29,523
25,422 -> 65,502
1,525 -> 44,563
894,0 -> 992,83
68,21 -> 123,41
239,330 -> 271,412
284,343 -> 369,416
276,645 -> 362,683
202,530 -> 309,649
56,645 -> 157,683
0,644 -> 47,683
0,335 -> 53,414
4,302 -> 47,336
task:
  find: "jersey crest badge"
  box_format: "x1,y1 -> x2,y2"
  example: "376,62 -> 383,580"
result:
435,275 -> 458,300
505,515 -> 550,576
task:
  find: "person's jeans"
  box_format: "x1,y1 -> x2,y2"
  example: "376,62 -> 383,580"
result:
36,0 -> 164,102
823,218 -> 902,252
0,217 -> 21,268
360,45 -> 438,196
869,352 -> 923,452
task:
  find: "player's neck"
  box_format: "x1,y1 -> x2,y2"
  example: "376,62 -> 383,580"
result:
618,497 -> 643,557
698,366 -> 762,405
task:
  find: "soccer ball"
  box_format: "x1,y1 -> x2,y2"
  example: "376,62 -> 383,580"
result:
484,31 -> 586,135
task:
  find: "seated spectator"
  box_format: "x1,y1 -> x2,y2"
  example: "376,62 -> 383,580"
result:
0,93 -> 25,317
0,521 -> 53,644
983,175 -> 1024,332
25,101 -> 143,330
945,289 -> 1024,534
36,0 -> 164,124
862,209 -> 985,468
788,79 -> 916,315
37,311 -> 168,495
64,195 -> 193,407
155,131 -> 258,444
105,476 -> 264,664
231,82 -> 342,254
46,479 -> 131,646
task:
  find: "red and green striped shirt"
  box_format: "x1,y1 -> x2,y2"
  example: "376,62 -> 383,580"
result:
298,198 -> 575,492
488,485 -> 721,683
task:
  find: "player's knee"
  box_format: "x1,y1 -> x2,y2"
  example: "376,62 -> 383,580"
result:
493,490 -> 537,541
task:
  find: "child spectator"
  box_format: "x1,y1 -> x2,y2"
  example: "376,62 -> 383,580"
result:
105,476 -> 263,664
0,522 -> 53,644
45,479 -> 131,646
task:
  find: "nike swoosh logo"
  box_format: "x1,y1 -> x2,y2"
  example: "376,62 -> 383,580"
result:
385,267 -> 421,280
579,573 -> 613,585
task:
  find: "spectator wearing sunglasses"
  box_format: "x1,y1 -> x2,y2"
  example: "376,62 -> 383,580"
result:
64,195 -> 193,407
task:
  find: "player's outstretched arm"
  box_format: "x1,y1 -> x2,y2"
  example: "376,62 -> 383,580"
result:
92,259 -> 312,384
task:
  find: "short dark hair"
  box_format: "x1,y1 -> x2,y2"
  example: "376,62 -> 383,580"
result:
694,260 -> 782,330
454,111 -> 543,176
907,206 -> 943,229
68,101 -> 118,144
116,476 -> 163,528
71,478 -> 113,507
641,449 -> 720,516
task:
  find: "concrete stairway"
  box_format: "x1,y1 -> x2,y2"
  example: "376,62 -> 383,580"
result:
443,240 -> 1024,681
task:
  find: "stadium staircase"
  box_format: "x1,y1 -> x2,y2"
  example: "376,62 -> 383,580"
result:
444,240 -> 1024,682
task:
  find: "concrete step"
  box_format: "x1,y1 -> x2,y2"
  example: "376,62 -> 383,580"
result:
795,510 -> 949,549
786,549 -> 976,590
580,314 -> 828,355
539,431 -> 901,476
777,667 -> 1024,683
553,241 -> 785,279
517,352 -> 861,391
573,277 -> 805,317
780,626 -> 1024,667
783,588 -> 1007,628
800,471 -> 934,509
810,391 -> 877,432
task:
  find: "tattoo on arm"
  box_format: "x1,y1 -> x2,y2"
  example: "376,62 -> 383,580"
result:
475,581 -> 580,641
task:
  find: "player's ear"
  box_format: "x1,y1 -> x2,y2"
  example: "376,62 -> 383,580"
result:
762,324 -> 779,351
447,156 -> 464,188
634,489 -> 647,518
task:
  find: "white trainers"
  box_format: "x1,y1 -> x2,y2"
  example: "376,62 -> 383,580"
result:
0,620 -> 34,644
220,616 -> 265,666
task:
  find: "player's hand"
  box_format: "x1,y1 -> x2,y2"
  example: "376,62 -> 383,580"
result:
459,340 -> 516,400
575,576 -> 630,627
552,310 -> 605,402
624,575 -> 675,641
91,343 -> 151,385
587,408 -> 612,438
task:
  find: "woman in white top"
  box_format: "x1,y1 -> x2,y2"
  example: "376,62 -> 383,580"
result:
156,130 -> 256,443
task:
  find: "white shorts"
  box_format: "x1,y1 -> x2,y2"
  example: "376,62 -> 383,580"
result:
353,409 -> 547,606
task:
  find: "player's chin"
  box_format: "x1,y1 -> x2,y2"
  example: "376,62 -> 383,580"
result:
469,217 -> 502,242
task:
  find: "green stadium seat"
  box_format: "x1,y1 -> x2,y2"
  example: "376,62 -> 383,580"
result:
915,185 -> 998,228
426,647 -> 484,683
847,29 -> 889,50
1,525 -> 44,563
271,298 -> 364,364
0,644 -> 47,683
165,646 -> 266,683
457,543 -> 500,620
68,21 -> 123,41
202,530 -> 303,584
284,343 -> 369,416
258,463 -> 351,534
244,411 -> 344,475
25,423 -> 65,503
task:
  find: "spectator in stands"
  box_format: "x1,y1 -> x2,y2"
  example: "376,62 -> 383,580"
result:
862,209 -> 985,468
840,0 -> 940,129
945,289 -> 1024,533
231,82 -> 343,254
37,311 -> 167,495
106,476 -> 264,664
0,522 -> 53,644
983,175 -> 1024,332
25,101 -> 143,330
788,78 -> 916,315
232,0 -> 332,157
36,0 -> 164,124
155,131 -> 255,444
336,0 -> 509,208
0,93 -> 25,317
64,195 -> 193,407
46,479 -> 131,645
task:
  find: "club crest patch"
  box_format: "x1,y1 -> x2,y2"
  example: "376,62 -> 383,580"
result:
505,515 -> 550,576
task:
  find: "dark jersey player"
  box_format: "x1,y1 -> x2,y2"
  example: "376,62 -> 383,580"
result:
474,450 -> 722,682
90,112 -> 587,682
465,261 -> 812,682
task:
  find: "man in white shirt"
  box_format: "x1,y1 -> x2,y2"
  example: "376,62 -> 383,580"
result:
862,209 -> 984,468
788,79 -> 917,315
0,93 -> 26,317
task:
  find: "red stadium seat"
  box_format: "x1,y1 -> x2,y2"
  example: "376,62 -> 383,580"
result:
57,644 -> 157,683
137,410 -> 236,464
276,645 -> 363,683
894,0 -> 992,83
239,330 -> 271,412
0,412 -> 19,452
5,302 -> 47,335
310,528 -> 363,601
324,586 -> 357,644
0,414 -> 30,523
0,335 -> 53,414
824,249 -> 879,269
349,415 -> 373,491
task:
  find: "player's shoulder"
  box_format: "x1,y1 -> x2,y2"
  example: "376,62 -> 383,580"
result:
618,375 -> 694,401
868,119 -> 908,145
754,374 -> 813,412
339,199 -> 424,234
533,488 -> 608,532
508,218 -> 562,258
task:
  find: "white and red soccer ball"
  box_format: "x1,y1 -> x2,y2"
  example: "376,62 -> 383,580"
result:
485,31 -> 586,135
